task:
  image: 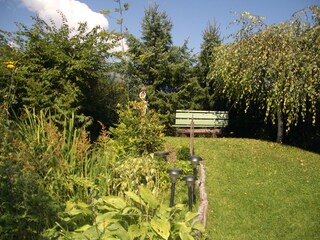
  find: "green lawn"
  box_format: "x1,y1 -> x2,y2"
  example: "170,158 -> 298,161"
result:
165,137 -> 320,240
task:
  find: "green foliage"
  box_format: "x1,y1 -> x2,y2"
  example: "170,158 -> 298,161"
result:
0,164 -> 60,239
110,156 -> 170,195
177,145 -> 191,161
0,14 -> 127,135
45,186 -> 205,239
14,108 -> 98,202
196,21 -> 225,110
126,4 -> 197,132
0,109 -> 61,239
212,6 -> 320,143
0,107 -> 169,238
109,101 -> 165,158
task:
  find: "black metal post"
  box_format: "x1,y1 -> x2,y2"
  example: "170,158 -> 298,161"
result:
167,168 -> 182,208
188,184 -> 193,211
183,175 -> 196,211
189,155 -> 202,204
169,182 -> 176,207
193,167 -> 197,203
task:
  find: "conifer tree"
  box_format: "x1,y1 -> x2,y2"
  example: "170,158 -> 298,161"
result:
126,4 -> 195,131
197,20 -> 224,110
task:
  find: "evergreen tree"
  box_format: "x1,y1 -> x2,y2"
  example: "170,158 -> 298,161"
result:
126,4 -> 195,132
197,20 -> 224,110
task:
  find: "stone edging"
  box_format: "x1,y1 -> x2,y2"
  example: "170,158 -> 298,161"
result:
196,162 -> 208,227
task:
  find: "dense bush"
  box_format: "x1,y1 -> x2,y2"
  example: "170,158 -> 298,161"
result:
0,106 -> 192,239
44,186 -> 204,239
109,101 -> 165,158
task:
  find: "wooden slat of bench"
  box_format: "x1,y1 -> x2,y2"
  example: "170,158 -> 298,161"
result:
176,112 -> 228,119
175,119 -> 228,126
176,110 -> 227,114
174,124 -> 226,128
177,128 -> 222,134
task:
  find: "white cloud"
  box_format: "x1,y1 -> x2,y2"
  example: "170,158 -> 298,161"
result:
21,0 -> 109,31
21,0 -> 128,52
110,38 -> 129,53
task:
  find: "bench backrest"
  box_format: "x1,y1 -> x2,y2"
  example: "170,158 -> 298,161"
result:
174,110 -> 228,128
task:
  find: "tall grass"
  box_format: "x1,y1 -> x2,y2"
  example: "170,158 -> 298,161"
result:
165,137 -> 320,240
14,108 -> 111,202
9,107 -> 170,201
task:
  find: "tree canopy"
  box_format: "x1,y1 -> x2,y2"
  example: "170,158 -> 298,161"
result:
197,20 -> 224,110
211,6 -> 320,143
1,15 -> 127,136
126,4 -> 197,131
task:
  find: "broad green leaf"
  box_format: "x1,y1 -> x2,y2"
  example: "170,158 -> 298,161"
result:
122,206 -> 142,215
179,222 -> 192,234
151,218 -> 170,240
102,196 -> 127,209
139,186 -> 159,209
125,191 -> 146,206
157,204 -> 171,219
67,207 -> 83,216
174,204 -> 186,211
96,205 -> 118,212
192,221 -> 205,232
179,231 -> 194,240
65,201 -> 77,212
77,201 -> 89,209
185,212 -> 198,222
96,212 -> 118,224
74,224 -> 91,232
128,224 -> 145,240
69,232 -> 91,239
108,222 -> 130,240
83,225 -> 102,239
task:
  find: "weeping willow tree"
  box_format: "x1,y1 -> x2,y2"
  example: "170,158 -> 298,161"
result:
212,6 -> 320,143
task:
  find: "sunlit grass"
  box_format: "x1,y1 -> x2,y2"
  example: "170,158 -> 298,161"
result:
165,137 -> 320,240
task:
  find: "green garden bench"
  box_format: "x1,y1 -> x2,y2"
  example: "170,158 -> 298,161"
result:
173,110 -> 228,137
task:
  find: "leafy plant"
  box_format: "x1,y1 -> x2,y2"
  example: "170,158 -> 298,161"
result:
109,101 -> 165,158
177,145 -> 191,161
212,6 -> 320,143
0,158 -> 60,239
44,186 -> 205,239
110,156 -> 170,196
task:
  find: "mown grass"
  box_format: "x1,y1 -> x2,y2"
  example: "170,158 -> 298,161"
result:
165,137 -> 320,240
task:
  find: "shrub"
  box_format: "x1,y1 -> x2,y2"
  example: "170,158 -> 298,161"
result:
44,186 -> 205,239
0,159 -> 60,239
110,156 -> 170,196
177,145 -> 191,160
109,101 -> 165,158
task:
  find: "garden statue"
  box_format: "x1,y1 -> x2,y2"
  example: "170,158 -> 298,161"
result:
139,87 -> 148,116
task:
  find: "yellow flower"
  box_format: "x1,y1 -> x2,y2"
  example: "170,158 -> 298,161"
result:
4,61 -> 15,69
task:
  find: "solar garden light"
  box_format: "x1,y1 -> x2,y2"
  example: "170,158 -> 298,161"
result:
183,175 -> 196,211
167,168 -> 182,207
189,155 -> 203,177
189,155 -> 202,203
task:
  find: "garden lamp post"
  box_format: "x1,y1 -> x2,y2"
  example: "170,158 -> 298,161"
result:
183,175 -> 196,211
167,168 -> 182,207
189,155 -> 203,178
189,155 -> 202,203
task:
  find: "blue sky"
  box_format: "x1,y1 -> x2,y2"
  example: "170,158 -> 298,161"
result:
0,0 -> 319,53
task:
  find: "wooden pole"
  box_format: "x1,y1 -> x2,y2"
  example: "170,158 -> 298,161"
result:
190,117 -> 194,156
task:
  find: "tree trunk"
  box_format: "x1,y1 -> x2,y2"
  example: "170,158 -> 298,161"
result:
276,107 -> 284,143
